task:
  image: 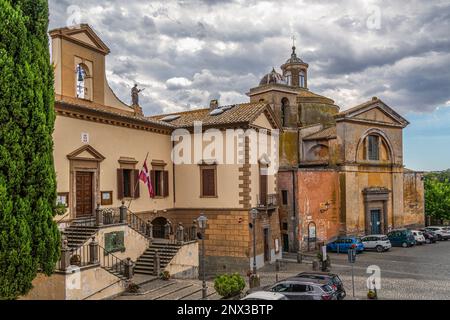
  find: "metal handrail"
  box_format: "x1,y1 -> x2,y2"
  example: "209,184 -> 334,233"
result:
98,244 -> 128,277
127,209 -> 150,238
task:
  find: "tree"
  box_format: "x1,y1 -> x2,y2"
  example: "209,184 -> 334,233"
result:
424,173 -> 450,222
0,0 -> 59,299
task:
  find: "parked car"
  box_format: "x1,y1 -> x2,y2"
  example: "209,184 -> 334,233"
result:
242,291 -> 288,300
267,278 -> 339,300
294,272 -> 346,300
419,229 -> 437,244
387,229 -> 416,247
411,230 -> 426,245
361,235 -> 392,252
326,237 -> 364,253
424,226 -> 450,241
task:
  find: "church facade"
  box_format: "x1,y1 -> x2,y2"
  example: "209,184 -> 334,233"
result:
247,45 -> 425,253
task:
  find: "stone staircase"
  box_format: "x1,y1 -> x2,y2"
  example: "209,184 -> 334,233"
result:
282,251 -> 299,261
114,278 -> 221,300
134,242 -> 182,275
62,219 -> 98,249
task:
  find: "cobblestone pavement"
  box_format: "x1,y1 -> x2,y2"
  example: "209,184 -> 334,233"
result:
256,240 -> 450,300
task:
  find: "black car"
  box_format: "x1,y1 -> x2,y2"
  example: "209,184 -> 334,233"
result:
419,229 -> 437,244
294,272 -> 346,300
267,278 -> 339,300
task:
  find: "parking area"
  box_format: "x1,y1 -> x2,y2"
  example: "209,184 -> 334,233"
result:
257,240 -> 450,300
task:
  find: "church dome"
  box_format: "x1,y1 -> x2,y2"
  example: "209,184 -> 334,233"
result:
259,68 -> 287,86
285,46 -> 306,65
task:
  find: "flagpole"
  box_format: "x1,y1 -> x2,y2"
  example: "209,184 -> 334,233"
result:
128,152 -> 149,210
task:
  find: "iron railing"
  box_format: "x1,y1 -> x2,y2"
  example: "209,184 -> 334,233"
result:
127,210 -> 150,238
98,245 -> 126,277
257,193 -> 278,208
56,243 -> 94,270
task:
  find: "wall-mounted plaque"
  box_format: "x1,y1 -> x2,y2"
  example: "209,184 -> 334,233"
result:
56,193 -> 69,206
104,231 -> 125,254
101,191 -> 113,206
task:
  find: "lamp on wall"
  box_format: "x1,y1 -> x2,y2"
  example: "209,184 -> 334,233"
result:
320,201 -> 332,213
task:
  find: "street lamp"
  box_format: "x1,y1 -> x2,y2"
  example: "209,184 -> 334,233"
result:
250,208 -> 258,274
197,214 -> 208,300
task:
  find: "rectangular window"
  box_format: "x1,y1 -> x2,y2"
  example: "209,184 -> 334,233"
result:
117,169 -> 140,199
123,169 -> 132,198
259,167 -> 268,206
150,169 -> 169,198
200,166 -> 217,197
368,135 -> 380,160
281,190 -> 288,206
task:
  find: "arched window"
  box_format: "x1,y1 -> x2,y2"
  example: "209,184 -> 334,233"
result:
76,63 -> 92,100
367,135 -> 380,160
299,71 -> 306,88
285,71 -> 292,86
281,98 -> 290,127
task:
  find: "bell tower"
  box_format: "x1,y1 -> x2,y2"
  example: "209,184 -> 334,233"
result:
281,37 -> 309,89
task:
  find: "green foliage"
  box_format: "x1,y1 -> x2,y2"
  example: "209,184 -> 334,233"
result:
0,0 -> 60,299
214,273 -> 246,298
424,172 -> 450,221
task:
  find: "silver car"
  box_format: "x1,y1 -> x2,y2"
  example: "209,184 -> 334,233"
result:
361,235 -> 392,252
425,226 -> 450,241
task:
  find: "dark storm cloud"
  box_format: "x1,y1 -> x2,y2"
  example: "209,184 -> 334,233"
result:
48,0 -> 450,115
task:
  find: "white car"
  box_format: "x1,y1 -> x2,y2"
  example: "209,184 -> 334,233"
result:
411,230 -> 426,245
361,235 -> 392,252
241,291 -> 288,300
425,226 -> 450,241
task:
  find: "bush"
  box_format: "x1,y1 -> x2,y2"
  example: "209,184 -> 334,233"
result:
214,273 -> 246,298
160,270 -> 171,280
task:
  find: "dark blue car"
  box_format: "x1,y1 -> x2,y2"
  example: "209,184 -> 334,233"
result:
326,237 -> 364,253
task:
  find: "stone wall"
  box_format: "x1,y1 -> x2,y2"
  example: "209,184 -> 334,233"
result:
297,169 -> 341,248
137,208 -> 281,275
403,171 -> 425,228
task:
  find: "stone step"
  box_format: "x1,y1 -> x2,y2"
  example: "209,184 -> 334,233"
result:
180,285 -> 218,300
138,255 -> 174,261
146,282 -> 194,300
156,284 -> 196,300
134,269 -> 157,275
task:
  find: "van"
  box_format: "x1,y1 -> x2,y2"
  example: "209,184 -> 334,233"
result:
387,229 -> 416,247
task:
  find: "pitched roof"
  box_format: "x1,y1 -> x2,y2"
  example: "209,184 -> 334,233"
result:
303,126 -> 337,141
149,102 -> 280,129
337,97 -> 409,127
55,96 -> 174,129
49,24 -> 110,54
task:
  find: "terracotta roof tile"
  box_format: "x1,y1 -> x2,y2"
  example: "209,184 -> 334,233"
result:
149,102 -> 270,128
303,126 -> 337,140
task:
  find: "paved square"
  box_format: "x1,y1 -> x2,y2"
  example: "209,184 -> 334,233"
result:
257,240 -> 450,300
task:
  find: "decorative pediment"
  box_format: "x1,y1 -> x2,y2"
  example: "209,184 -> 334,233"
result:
336,98 -> 409,128
250,104 -> 282,130
49,24 -> 110,55
67,145 -> 105,162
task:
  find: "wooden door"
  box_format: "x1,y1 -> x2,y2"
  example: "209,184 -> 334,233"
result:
76,172 -> 94,217
263,228 -> 270,262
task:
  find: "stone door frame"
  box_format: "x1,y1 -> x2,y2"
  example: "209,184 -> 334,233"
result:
363,188 -> 390,235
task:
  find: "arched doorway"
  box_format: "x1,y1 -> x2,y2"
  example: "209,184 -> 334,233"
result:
152,217 -> 168,239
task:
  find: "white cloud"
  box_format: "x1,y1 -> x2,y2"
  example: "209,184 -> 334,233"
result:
48,0 -> 450,116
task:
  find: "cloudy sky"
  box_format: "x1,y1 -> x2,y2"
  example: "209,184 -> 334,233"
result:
48,0 -> 450,171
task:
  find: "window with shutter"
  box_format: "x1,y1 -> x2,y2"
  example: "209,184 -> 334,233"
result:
133,169 -> 140,198
259,167 -> 268,206
163,171 -> 169,197
200,166 -> 217,197
117,169 -> 124,199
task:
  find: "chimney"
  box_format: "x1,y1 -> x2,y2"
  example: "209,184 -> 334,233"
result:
210,99 -> 219,110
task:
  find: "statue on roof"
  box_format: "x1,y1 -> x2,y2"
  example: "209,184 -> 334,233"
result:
131,84 -> 145,106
